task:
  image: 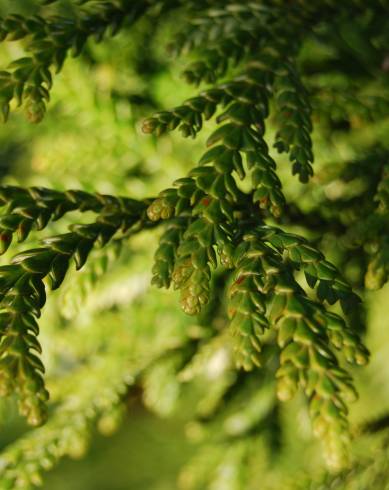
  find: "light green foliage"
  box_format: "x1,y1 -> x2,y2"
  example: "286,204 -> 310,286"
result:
0,0 -> 148,122
0,0 -> 387,489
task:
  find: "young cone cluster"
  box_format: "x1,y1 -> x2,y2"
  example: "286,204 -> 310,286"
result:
0,0 -> 386,487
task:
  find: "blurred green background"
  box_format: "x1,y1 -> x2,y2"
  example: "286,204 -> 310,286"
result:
0,3 -> 206,488
0,1 -> 388,489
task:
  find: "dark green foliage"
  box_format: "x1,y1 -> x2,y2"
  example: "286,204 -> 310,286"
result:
0,185 -> 142,252
0,0 -> 387,488
0,187 -> 147,424
0,0 -> 148,122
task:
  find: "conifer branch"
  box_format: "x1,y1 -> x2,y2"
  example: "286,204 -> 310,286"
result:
0,0 -> 149,122
0,185 -> 144,253
0,0 -> 384,482
226,229 -> 368,468
0,335 -> 139,488
0,198 -> 148,424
